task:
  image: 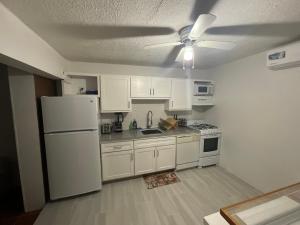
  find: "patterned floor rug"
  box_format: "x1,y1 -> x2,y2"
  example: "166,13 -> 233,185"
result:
143,172 -> 180,189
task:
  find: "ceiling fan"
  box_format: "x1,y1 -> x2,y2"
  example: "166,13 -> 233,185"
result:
144,14 -> 236,69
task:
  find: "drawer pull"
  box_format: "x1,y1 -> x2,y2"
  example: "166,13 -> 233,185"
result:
113,146 -> 122,149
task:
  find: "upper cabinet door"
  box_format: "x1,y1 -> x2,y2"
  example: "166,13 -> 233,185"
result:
167,78 -> 192,111
130,76 -> 152,98
100,75 -> 131,113
151,77 -> 171,98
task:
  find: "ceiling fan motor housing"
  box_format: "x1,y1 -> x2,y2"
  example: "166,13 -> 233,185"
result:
179,25 -> 194,44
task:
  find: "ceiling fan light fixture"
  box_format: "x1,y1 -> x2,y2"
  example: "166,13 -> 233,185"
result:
183,46 -> 194,61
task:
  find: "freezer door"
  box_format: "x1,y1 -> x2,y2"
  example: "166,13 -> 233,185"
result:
45,130 -> 101,200
41,96 -> 98,133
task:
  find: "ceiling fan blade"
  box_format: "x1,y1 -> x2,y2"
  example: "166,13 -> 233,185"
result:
175,48 -> 185,62
189,14 -> 216,40
196,40 -> 236,50
144,42 -> 183,49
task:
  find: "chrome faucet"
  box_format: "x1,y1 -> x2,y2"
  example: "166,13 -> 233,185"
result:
146,110 -> 153,128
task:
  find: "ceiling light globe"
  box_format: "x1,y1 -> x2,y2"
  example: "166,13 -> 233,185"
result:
184,47 -> 194,61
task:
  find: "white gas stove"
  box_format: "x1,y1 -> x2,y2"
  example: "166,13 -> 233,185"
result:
187,120 -> 222,167
187,120 -> 221,135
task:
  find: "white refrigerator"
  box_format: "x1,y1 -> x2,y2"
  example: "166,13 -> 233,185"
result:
41,96 -> 102,200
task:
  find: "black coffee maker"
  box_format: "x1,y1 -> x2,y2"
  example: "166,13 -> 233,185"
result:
113,113 -> 124,132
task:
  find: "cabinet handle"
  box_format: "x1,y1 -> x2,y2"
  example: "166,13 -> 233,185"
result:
157,150 -> 159,157
153,88 -> 155,96
128,101 -> 130,108
150,89 -> 152,95
130,151 -> 134,161
113,146 -> 122,149
154,150 -> 155,158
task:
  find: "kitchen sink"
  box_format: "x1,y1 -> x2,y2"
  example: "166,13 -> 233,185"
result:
141,128 -> 163,135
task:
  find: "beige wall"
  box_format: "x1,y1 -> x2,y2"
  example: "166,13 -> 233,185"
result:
9,70 -> 45,212
205,51 -> 300,192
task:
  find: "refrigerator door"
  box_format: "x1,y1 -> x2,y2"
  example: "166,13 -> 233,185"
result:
45,130 -> 101,200
41,96 -> 98,133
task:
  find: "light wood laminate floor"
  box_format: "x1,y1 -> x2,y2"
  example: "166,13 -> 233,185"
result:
34,167 -> 260,225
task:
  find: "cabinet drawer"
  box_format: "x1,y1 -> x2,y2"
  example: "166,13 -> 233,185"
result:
134,137 -> 176,149
177,134 -> 200,143
101,141 -> 133,153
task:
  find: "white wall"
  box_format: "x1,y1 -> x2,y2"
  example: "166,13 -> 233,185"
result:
0,3 -> 66,79
205,51 -> 300,192
66,61 -> 211,79
101,100 -> 207,129
9,71 -> 45,212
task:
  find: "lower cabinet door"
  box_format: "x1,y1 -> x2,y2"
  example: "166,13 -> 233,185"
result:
156,145 -> 176,171
102,150 -> 134,181
134,147 -> 156,175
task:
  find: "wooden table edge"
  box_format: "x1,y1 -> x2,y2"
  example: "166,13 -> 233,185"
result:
219,182 -> 300,225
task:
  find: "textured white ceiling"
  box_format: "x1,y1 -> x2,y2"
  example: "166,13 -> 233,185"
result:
2,0 -> 300,69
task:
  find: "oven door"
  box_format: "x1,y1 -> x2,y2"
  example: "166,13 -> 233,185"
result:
200,133 -> 221,157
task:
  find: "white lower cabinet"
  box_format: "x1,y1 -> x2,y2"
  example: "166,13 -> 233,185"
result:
134,137 -> 176,175
156,145 -> 176,171
101,137 -> 176,181
134,147 -> 156,175
102,150 -> 134,181
101,141 -> 134,181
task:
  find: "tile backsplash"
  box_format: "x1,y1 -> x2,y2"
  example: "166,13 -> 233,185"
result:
100,100 -> 206,130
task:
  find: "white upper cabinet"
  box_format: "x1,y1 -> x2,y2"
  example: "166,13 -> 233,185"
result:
166,78 -> 192,111
130,76 -> 152,98
130,76 -> 171,99
151,77 -> 171,98
100,75 -> 131,113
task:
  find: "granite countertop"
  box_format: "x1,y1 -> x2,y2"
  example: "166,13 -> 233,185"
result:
99,127 -> 200,143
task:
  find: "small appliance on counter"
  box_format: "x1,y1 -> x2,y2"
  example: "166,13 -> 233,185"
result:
113,113 -> 124,132
101,123 -> 112,134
